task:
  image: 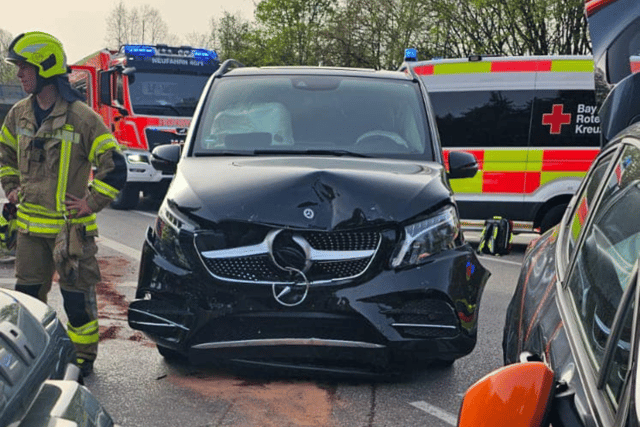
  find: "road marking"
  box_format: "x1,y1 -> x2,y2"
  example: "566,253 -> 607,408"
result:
409,401 -> 457,426
97,236 -> 142,260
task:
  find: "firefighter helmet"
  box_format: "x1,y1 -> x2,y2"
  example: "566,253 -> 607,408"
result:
5,31 -> 68,78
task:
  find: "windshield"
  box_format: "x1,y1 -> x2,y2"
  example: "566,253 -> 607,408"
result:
128,72 -> 210,117
192,74 -> 433,160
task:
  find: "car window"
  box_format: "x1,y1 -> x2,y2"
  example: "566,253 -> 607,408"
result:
429,90 -> 534,148
566,144 -> 640,406
567,151 -> 617,254
193,75 -> 432,160
604,293 -> 633,406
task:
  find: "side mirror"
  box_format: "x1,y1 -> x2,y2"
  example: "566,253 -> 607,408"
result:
448,151 -> 478,179
99,70 -> 112,106
457,362 -> 555,427
99,68 -> 131,117
123,66 -> 136,85
151,144 -> 181,174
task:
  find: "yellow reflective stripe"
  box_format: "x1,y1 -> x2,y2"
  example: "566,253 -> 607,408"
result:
526,149 -> 544,172
67,320 -> 99,345
17,209 -> 97,224
551,59 -> 594,73
89,133 -> 119,163
56,137 -> 72,212
0,126 -> 17,151
20,202 -> 65,217
450,171 -> 483,193
483,150 -> 528,172
16,209 -> 97,234
540,171 -> 587,186
0,166 -> 19,178
91,179 -> 119,199
433,62 -> 492,75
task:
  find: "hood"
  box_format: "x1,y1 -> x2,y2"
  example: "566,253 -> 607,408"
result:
167,156 -> 453,230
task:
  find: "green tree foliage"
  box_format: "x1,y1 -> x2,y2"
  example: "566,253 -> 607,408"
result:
254,0 -> 338,65
428,0 -> 589,57
98,0 -> 592,70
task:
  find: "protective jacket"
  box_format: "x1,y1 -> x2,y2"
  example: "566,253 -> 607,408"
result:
0,94 -> 126,237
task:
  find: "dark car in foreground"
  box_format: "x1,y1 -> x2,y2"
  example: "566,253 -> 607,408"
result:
127,61 -> 490,375
0,288 -> 113,426
454,0 -> 640,425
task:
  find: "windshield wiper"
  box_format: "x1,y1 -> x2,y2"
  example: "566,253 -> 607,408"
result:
253,149 -> 371,158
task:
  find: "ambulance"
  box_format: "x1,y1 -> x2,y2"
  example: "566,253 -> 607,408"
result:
401,53 -> 600,233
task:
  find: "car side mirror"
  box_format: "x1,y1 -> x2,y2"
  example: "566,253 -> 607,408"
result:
457,362 -> 555,427
448,151 -> 478,179
151,144 -> 181,174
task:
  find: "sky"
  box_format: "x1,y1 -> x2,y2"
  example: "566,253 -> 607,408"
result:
3,0 -> 257,63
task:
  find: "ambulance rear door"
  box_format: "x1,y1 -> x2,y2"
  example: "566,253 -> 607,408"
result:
528,58 -> 600,227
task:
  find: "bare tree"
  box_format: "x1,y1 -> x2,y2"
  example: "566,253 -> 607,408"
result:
105,2 -> 173,49
104,1 -> 129,49
139,5 -> 169,44
0,29 -> 19,84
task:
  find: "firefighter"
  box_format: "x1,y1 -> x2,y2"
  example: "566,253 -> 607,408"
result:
0,31 -> 126,377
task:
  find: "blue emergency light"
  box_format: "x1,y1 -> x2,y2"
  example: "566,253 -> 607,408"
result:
405,48 -> 418,62
124,45 -> 156,57
192,49 -> 219,61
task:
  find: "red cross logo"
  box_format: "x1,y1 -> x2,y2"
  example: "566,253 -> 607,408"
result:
542,104 -> 572,134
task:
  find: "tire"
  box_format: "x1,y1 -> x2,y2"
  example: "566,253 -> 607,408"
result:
539,204 -> 568,234
110,184 -> 140,210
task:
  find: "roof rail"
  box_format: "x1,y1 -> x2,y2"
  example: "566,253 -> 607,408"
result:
217,59 -> 245,76
468,54 -> 504,61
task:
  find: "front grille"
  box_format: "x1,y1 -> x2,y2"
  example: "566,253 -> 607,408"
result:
192,314 -> 385,345
197,229 -> 382,284
203,255 -> 283,282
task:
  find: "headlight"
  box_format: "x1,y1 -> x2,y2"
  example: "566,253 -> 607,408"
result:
390,205 -> 460,268
126,152 -> 150,164
157,199 -> 197,234
154,200 -> 197,269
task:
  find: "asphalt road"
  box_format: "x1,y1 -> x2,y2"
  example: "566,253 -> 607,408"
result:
0,199 -> 535,427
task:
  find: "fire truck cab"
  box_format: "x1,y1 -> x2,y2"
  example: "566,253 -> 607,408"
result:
69,44 -> 220,209
401,53 -> 600,233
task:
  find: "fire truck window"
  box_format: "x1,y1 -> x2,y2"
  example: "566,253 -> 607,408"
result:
531,90 -> 600,148
116,75 -> 125,106
429,90 -> 534,148
69,70 -> 91,105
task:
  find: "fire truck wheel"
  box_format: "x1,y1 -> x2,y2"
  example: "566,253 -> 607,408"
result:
110,185 -> 140,210
540,204 -> 567,234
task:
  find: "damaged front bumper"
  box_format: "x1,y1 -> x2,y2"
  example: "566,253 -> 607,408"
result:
128,226 -> 490,371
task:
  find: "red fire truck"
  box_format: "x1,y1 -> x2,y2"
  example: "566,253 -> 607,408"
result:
69,44 -> 220,209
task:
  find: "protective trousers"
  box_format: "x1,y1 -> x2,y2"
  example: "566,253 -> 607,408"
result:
14,231 -> 101,362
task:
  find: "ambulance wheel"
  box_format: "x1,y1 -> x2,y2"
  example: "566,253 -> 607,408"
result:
111,185 -> 140,210
540,204 -> 567,234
